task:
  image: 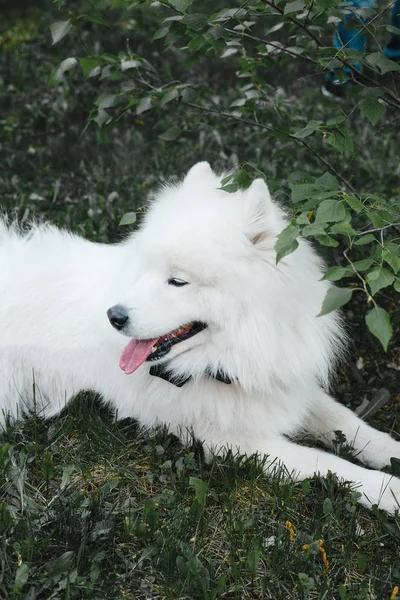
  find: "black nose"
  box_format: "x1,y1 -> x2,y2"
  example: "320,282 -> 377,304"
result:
107,305 -> 129,331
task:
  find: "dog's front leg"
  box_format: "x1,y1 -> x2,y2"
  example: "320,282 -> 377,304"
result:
260,436 -> 400,514
199,432 -> 400,513
304,387 -> 400,469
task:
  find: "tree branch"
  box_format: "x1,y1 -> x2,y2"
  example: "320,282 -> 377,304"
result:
183,100 -> 357,192
262,0 -> 400,109
224,28 -> 318,65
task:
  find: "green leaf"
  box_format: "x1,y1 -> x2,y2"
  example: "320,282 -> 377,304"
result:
119,212 -> 136,226
188,34 -> 206,53
275,222 -> 300,263
159,126 -> 181,141
189,477 -> 208,508
351,259 -> 373,272
50,57 -> 78,84
290,182 -> 314,202
301,223 -> 326,237
359,97 -> 385,126
344,196 -> 364,212
365,307 -> 392,352
220,174 -> 233,186
291,120 -> 321,139
329,221 -> 357,236
60,464 -> 79,491
95,93 -> 117,109
213,8 -> 247,20
321,266 -> 350,282
368,210 -> 389,228
82,13 -> 110,26
357,553 -> 368,574
366,51 -> 400,74
316,200 -> 347,223
315,234 -> 339,247
327,129 -> 354,154
360,87 -> 386,99
90,552 -> 106,584
296,211 -> 310,225
284,0 -> 305,14
354,233 -> 376,245
41,451 -> 54,480
100,53 -> 120,66
323,497 -> 333,515
318,286 -> 353,316
235,169 -> 253,190
160,88 -> 179,106
326,115 -> 346,126
230,98 -> 246,107
366,268 -> 395,295
383,245 -> 400,274
143,500 -> 159,531
167,0 -> 193,13
14,564 -> 29,593
386,25 -> 400,36
394,279 -> 400,293
50,20 -> 72,45
47,551 -> 74,580
94,109 -> 112,128
246,546 -> 262,574
313,172 -> 339,190
220,183 -> 239,193
121,59 -> 141,71
136,96 -> 153,115
183,13 -> 207,31
298,572 -> 315,592
80,56 -> 102,77
152,26 -> 171,41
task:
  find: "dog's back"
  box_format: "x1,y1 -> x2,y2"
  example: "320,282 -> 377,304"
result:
0,219 -> 126,422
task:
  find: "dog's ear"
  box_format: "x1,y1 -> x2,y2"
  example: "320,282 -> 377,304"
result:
185,162 -> 214,183
244,179 -> 274,245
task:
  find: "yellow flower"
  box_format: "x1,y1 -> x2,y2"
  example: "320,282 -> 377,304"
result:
285,520 -> 296,542
390,586 -> 399,600
318,539 -> 329,575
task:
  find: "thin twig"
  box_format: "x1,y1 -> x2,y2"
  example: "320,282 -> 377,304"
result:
183,100 -> 357,192
263,0 -> 324,47
224,27 -> 318,65
343,114 -> 400,174
298,138 -> 357,193
356,222 -> 400,235
262,0 -> 400,108
343,250 -> 375,304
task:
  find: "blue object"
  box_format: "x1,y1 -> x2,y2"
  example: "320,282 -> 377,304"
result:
385,0 -> 400,60
323,0 -> 400,95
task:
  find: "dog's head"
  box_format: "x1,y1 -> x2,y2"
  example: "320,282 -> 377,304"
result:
107,162 -> 343,391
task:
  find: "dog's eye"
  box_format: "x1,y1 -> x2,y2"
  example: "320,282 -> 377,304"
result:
168,278 -> 189,287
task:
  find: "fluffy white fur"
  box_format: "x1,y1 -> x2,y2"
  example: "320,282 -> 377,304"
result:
1,161 -> 399,512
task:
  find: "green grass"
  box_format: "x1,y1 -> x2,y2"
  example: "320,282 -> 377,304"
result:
2,397 -> 400,599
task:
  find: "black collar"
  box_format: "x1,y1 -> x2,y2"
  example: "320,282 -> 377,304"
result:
149,363 -> 233,387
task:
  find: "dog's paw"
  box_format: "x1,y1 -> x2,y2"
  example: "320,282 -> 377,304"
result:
360,472 -> 400,514
361,436 -> 400,470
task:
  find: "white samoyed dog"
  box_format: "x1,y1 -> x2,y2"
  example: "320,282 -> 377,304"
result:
1,162 -> 399,512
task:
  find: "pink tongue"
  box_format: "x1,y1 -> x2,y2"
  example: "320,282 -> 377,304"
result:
119,338 -> 158,375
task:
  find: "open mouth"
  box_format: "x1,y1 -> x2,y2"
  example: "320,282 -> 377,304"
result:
119,321 -> 207,375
